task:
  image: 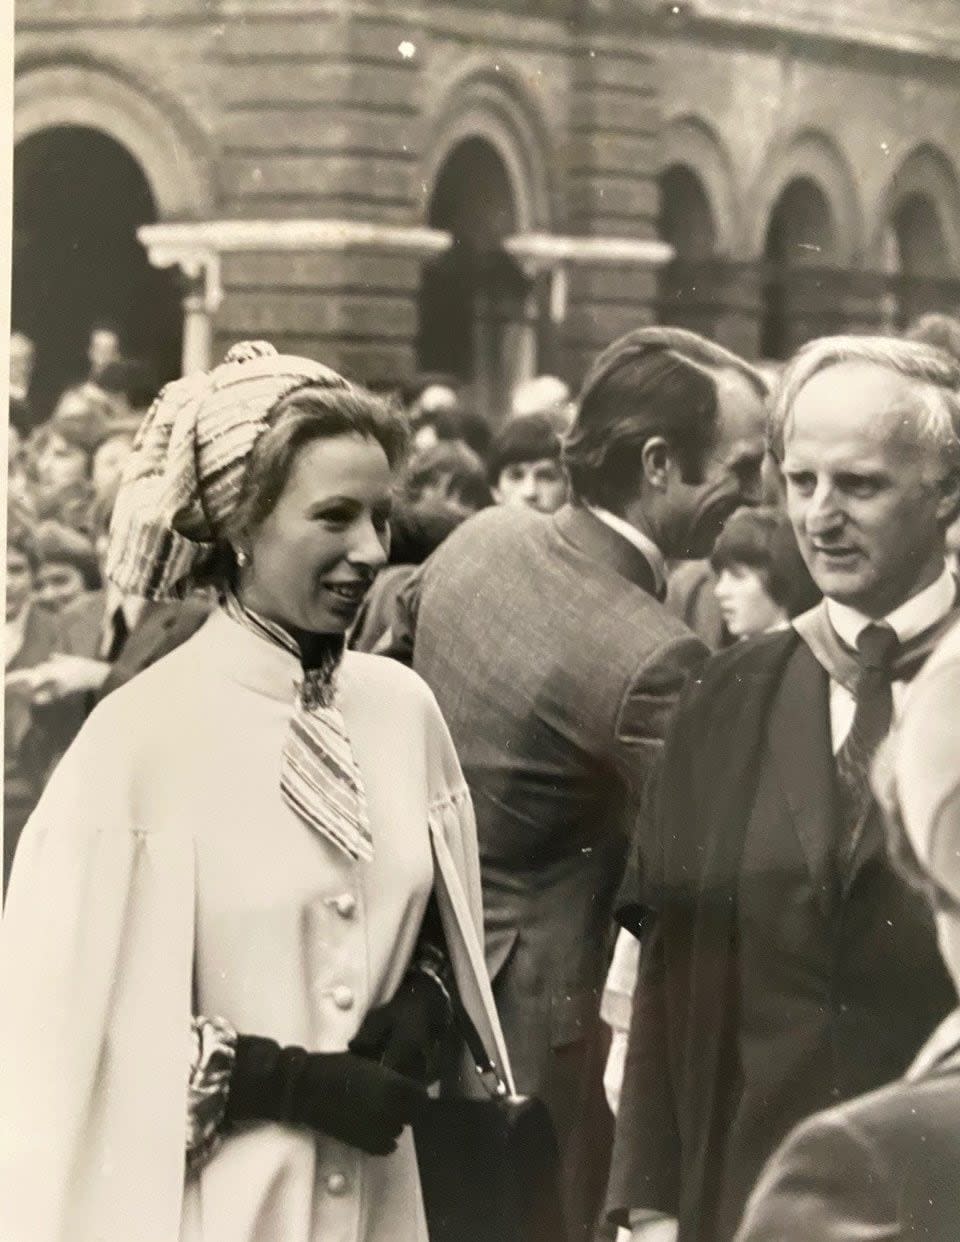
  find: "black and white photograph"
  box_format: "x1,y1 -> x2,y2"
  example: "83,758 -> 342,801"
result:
3,3 -> 960,1241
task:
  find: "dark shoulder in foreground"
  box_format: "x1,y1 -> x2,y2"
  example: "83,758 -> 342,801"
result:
677,626 -> 798,708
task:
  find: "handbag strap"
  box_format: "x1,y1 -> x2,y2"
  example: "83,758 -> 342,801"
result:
450,988 -> 512,1100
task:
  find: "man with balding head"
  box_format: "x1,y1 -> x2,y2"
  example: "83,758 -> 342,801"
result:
608,337 -> 960,1242
380,327 -> 767,1239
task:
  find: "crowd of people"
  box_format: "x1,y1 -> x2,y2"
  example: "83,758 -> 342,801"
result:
2,334 -> 572,885
2,308 -> 960,1242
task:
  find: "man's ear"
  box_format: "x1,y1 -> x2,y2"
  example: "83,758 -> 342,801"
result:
640,436 -> 674,490
935,466 -> 960,526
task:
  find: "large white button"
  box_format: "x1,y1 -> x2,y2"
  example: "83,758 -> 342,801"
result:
334,893 -> 356,918
327,1172 -> 348,1196
332,985 -> 354,1011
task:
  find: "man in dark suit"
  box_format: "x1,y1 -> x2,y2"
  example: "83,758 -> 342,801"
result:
382,328 -> 768,1239
736,616 -> 960,1242
57,587 -> 211,697
608,336 -> 960,1242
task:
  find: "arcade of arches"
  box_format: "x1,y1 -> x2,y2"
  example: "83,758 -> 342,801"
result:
657,163 -> 960,360
13,125 -> 182,416
11,122 -> 960,412
417,136 -> 538,418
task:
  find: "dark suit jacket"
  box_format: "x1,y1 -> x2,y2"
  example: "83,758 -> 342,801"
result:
98,597 -> 211,698
392,503 -> 706,1069
607,630 -> 955,1242
58,591 -> 211,698
57,589 -> 107,659
4,605 -> 76,887
736,1014 -> 960,1241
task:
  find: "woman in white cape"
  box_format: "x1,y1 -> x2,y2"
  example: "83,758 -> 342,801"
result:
0,342 -> 513,1242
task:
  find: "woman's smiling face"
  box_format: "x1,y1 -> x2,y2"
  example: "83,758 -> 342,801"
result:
237,432 -> 393,635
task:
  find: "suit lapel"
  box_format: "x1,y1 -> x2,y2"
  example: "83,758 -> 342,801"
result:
767,641 -> 837,915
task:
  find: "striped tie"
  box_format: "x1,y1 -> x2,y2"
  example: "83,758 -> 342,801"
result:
223,593 -> 373,862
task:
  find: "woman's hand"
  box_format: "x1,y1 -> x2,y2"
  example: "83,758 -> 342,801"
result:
349,970 -> 451,1084
225,1036 -> 426,1156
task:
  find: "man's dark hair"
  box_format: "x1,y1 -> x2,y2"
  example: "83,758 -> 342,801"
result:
564,328 -> 766,513
488,414 -> 562,484
388,496 -> 469,564
97,358 -> 159,411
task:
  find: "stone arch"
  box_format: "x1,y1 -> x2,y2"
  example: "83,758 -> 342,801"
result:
874,143 -> 960,269
659,115 -> 737,256
420,58 -> 554,233
14,53 -> 214,219
750,130 -> 862,264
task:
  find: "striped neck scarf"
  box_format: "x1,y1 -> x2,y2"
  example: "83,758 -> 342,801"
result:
222,591 -> 374,863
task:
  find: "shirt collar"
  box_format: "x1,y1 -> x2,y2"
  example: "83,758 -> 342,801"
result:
104,583 -> 147,632
826,563 -> 956,649
585,507 -> 666,595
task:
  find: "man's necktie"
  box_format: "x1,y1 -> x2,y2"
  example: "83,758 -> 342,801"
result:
835,621 -> 900,866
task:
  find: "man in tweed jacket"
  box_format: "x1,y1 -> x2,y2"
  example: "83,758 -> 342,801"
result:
381,328 -> 767,1239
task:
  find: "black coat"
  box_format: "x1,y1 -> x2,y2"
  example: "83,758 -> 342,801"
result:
607,630 -> 956,1242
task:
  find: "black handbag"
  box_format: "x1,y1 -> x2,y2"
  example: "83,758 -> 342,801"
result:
413,1003 -> 567,1242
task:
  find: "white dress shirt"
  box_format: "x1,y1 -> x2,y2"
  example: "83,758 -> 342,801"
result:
825,563 -> 956,752
586,506 -> 667,597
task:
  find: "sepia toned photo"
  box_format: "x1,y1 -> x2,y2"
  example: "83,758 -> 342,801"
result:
3,3 -> 960,1241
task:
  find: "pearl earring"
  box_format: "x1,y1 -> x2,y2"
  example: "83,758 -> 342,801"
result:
236,548 -> 249,567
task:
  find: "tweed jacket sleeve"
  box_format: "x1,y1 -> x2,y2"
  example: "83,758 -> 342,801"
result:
611,633 -> 707,797
611,632 -> 707,928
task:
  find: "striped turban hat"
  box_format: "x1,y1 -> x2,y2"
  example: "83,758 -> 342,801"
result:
106,341 -> 348,600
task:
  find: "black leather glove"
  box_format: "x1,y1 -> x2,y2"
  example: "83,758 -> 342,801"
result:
348,969 -> 453,1084
225,1036 -> 427,1156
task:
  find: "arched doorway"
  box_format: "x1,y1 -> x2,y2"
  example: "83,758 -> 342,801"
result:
657,164 -> 719,337
886,193 -> 954,328
761,177 -> 840,359
417,137 -> 531,417
12,125 -> 182,416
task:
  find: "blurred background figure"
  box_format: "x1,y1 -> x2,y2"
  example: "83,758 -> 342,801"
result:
8,331 -> 39,434
906,313 -> 960,570
710,506 -> 820,641
90,424 -> 139,502
93,356 -> 158,421
488,413 -> 566,513
401,440 -> 492,517
85,320 -> 122,382
350,496 -> 470,654
3,510 -> 84,889
33,520 -> 101,615
510,374 -> 573,430
6,425 -> 34,514
407,377 -> 461,451
350,441 -> 490,654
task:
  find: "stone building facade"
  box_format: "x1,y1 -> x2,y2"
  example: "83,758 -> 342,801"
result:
12,0 -> 960,411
